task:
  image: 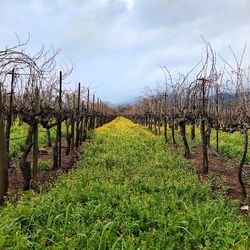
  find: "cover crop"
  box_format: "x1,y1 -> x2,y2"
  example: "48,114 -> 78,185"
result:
0,117 -> 249,249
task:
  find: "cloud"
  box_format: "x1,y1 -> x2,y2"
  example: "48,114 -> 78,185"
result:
0,0 -> 249,103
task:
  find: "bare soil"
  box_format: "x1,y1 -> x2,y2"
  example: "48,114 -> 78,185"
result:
7,139 -> 84,201
186,146 -> 249,216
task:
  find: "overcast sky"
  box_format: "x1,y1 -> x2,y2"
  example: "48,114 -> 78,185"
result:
0,0 -> 250,103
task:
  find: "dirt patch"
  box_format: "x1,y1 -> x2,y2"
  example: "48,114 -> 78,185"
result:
188,147 -> 244,198
7,139 -> 85,201
185,146 -> 249,216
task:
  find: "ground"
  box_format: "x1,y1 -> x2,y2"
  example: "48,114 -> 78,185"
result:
1,117 -> 249,249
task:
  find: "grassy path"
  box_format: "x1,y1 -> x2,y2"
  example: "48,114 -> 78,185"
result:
0,117 -> 249,249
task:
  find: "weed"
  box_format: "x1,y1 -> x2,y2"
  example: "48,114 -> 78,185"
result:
0,117 -> 249,249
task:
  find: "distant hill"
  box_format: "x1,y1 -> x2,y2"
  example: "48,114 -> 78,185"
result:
105,96 -> 143,109
105,91 -> 249,110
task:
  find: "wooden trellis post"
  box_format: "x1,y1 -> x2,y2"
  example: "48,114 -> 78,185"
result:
6,68 -> 15,168
0,82 -> 8,205
163,92 -> 168,143
75,82 -> 81,148
200,78 -> 209,174
32,87 -> 39,189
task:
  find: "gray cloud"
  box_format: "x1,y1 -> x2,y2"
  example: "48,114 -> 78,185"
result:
0,0 -> 249,103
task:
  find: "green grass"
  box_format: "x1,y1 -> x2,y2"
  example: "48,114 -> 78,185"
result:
209,129 -> 250,163
9,121 -> 67,159
161,124 -> 250,163
38,160 -> 53,170
0,117 -> 249,249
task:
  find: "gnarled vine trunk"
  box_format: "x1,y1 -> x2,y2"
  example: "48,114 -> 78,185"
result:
200,119 -> 208,174
163,116 -> 167,143
19,126 -> 33,190
179,120 -> 191,158
46,128 -> 52,147
171,119 -> 177,147
191,122 -> 195,140
238,128 -> 248,197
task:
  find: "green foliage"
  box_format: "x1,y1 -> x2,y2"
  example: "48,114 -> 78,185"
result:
210,130 -> 250,162
9,122 -> 29,159
167,125 -> 250,163
38,160 -> 52,170
9,122 -> 67,159
0,118 -> 249,249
